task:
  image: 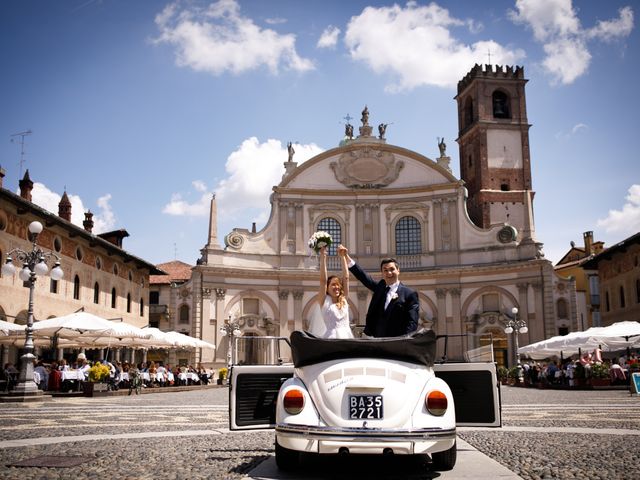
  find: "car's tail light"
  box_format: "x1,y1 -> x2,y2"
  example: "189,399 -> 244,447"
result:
426,390 -> 448,416
283,388 -> 305,415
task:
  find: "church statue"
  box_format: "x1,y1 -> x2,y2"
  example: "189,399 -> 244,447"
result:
438,137 -> 447,157
378,123 -> 387,140
345,123 -> 354,139
287,142 -> 295,162
361,106 -> 369,126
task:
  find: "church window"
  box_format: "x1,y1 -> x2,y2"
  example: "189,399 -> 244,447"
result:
50,278 -> 58,294
556,298 -> 568,319
127,293 -> 131,313
482,293 -> 499,312
317,217 -> 341,256
500,183 -> 510,191
620,286 -> 625,309
139,298 -> 144,316
94,282 -> 100,304
53,236 -> 62,252
73,275 -> 81,300
179,304 -> 190,324
492,91 -> 510,118
75,247 -> 83,261
605,291 -> 610,312
395,216 -> 421,255
111,288 -> 117,308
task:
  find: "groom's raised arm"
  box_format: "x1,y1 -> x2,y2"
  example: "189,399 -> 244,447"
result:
339,245 -> 378,292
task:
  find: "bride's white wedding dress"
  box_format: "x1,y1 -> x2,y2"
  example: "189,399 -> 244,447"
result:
318,295 -> 353,339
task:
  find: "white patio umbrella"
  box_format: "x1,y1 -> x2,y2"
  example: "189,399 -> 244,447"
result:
32,312 -> 151,347
0,319 -> 25,335
164,331 -> 216,350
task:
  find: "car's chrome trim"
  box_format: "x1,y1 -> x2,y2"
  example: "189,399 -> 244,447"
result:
276,424 -> 456,440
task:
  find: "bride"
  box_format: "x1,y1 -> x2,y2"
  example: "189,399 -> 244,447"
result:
308,246 -> 354,339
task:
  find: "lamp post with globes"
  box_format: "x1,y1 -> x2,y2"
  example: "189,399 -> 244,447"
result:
219,316 -> 242,381
2,221 -> 64,397
504,306 -> 528,366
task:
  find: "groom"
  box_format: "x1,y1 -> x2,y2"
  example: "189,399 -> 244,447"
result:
338,245 -> 419,338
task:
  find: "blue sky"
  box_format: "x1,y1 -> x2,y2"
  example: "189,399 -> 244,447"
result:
1,0 -> 638,266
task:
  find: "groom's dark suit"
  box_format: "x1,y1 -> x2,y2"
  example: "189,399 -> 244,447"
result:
349,262 -> 419,338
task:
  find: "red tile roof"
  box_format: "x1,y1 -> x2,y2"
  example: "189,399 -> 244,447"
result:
150,260 -> 193,285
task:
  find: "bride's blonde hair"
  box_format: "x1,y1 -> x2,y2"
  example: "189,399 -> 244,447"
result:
326,275 -> 346,309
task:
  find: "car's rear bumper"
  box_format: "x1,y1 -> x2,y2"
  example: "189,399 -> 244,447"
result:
275,424 -> 456,455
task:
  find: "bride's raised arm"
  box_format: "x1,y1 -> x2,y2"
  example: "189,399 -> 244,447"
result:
317,246 -> 328,306
339,245 -> 349,299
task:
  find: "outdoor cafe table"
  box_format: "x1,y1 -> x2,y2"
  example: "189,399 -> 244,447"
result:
61,370 -> 85,381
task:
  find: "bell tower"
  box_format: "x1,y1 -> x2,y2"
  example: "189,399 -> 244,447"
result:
455,64 -> 534,238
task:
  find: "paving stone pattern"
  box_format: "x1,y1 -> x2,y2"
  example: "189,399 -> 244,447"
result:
0,386 -> 638,479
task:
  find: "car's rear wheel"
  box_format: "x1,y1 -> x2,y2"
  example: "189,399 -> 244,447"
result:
275,440 -> 300,471
431,441 -> 457,471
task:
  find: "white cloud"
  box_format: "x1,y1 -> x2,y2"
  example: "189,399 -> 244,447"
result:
571,123 -> 588,134
596,184 -> 640,235
344,2 -> 525,91
163,138 -> 324,226
29,183 -> 117,234
317,26 -> 340,49
509,0 -> 634,85
153,0 -> 314,75
192,180 -> 207,192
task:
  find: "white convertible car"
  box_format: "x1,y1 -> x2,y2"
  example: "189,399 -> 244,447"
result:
229,330 -> 501,473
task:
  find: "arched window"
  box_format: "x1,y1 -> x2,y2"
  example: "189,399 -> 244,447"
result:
605,291 -> 610,312
111,287 -> 117,309
93,282 -> 100,304
636,279 -> 640,304
179,304 -> 190,324
139,297 -> 144,316
492,91 -> 510,118
127,293 -> 131,313
73,275 -> 81,300
556,298 -> 568,319
395,216 -> 421,255
620,286 -> 625,309
317,217 -> 341,256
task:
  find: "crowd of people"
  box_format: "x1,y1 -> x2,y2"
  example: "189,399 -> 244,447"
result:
2,353 -> 216,393
516,351 -> 639,387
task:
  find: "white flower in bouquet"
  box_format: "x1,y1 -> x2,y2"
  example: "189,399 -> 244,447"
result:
308,231 -> 333,254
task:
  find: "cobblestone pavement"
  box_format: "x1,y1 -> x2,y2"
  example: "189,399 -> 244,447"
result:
0,386 -> 638,479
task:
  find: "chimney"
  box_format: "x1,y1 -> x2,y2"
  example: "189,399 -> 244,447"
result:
252,222 -> 257,233
19,169 -> 34,201
83,210 -> 94,233
0,166 -> 5,189
583,231 -> 593,256
58,191 -> 72,221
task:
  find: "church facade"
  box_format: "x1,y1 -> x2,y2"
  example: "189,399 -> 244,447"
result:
179,65 -> 576,369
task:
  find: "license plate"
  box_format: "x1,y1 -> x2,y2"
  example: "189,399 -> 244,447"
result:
348,394 -> 383,419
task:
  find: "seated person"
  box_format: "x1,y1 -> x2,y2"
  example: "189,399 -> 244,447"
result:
3,363 -> 19,391
33,361 -> 49,390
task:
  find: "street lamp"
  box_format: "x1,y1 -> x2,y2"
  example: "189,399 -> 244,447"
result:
504,306 -> 528,366
2,221 -> 64,397
219,316 -> 242,380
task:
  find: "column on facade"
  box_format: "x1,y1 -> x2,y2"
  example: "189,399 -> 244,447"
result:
214,288 -> 226,363
449,288 -> 463,360
435,288 -> 447,359
279,202 -> 288,254
530,281 -> 546,341
295,204 -> 304,255
278,290 -> 290,337
516,282 -> 531,346
292,290 -> 304,332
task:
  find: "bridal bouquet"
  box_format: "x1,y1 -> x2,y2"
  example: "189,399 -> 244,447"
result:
308,231 -> 333,254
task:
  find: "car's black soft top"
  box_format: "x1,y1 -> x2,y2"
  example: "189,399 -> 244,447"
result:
290,330 -> 437,368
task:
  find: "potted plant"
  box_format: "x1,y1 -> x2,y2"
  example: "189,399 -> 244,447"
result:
217,367 -> 228,385
497,366 -> 509,385
84,362 -> 111,396
590,362 -> 610,388
507,366 -> 520,386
